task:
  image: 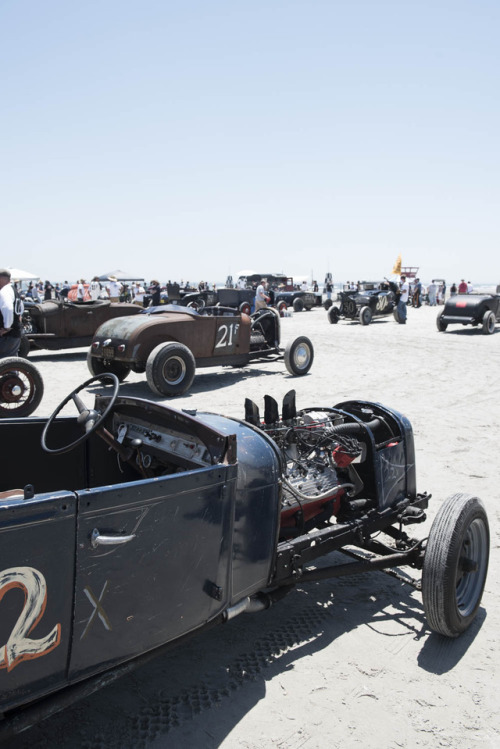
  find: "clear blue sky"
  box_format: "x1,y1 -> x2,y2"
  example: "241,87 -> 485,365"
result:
2,1 -> 498,285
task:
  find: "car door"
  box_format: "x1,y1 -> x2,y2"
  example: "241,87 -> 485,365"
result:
68,465 -> 236,681
0,491 -> 77,713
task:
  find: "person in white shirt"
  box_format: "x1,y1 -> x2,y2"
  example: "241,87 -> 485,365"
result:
133,282 -> 145,306
89,277 -> 102,301
255,280 -> 270,311
397,275 -> 409,324
0,269 -> 22,357
108,277 -> 122,302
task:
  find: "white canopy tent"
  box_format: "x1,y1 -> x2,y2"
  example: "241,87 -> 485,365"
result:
6,267 -> 39,282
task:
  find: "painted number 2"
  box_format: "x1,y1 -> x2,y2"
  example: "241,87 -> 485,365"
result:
0,567 -> 61,672
215,323 -> 240,349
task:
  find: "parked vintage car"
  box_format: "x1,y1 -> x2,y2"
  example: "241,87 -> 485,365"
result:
0,377 -> 489,736
436,293 -> 500,334
272,287 -> 323,313
237,273 -> 323,313
327,281 -> 398,325
0,357 -> 44,417
20,299 -> 142,355
87,305 -> 314,395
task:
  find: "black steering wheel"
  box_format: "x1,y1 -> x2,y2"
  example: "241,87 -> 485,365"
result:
41,373 -> 120,455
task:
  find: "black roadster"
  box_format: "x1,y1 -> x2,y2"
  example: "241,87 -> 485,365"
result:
327,281 -> 398,325
437,293 -> 500,334
0,377 -> 489,736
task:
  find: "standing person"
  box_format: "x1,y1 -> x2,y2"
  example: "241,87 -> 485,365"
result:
325,279 -> 333,301
60,281 -> 70,300
76,279 -> 86,302
467,280 -> 473,293
450,282 -> 457,296
396,274 -> 409,324
255,279 -> 270,311
458,279 -> 468,294
0,269 -> 23,357
427,281 -> 437,306
148,280 -> 161,307
133,282 -> 145,306
89,277 -> 102,301
412,278 -> 422,307
108,276 -> 122,302
44,280 -> 53,301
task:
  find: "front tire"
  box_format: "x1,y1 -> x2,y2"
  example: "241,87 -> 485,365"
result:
239,301 -> 251,315
86,351 -> 131,382
0,357 -> 44,417
284,336 -> 314,376
323,299 -> 333,310
146,342 -> 196,396
359,306 -> 372,325
422,493 -> 489,637
482,310 -> 496,335
328,306 -> 340,324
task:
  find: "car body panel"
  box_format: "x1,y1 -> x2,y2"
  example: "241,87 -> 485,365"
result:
90,307 -> 257,371
23,300 -> 141,351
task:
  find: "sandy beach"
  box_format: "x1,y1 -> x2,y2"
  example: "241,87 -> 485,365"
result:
6,302 -> 500,749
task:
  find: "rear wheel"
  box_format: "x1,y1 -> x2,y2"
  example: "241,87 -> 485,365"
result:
146,342 -> 196,396
328,306 -> 340,324
293,297 -> 304,312
482,310 -> 496,335
86,352 -> 131,382
436,314 -> 448,332
239,301 -> 251,315
284,336 -> 314,376
422,493 -> 489,637
0,357 -> 44,417
359,306 -> 372,325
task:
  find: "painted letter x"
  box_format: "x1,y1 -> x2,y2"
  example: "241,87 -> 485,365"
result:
81,581 -> 112,640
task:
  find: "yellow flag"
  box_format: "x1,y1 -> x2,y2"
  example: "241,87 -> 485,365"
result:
391,254 -> 402,275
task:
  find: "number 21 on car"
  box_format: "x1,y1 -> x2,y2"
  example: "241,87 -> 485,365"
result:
213,320 -> 240,355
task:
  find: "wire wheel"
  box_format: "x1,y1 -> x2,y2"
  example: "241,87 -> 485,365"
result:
0,357 -> 44,417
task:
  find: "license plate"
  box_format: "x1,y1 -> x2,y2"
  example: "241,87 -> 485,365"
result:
103,347 -> 115,359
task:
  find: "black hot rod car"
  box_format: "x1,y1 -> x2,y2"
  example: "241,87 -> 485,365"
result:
437,293 -> 500,334
87,305 -> 314,396
0,376 -> 490,736
327,281 -> 398,325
